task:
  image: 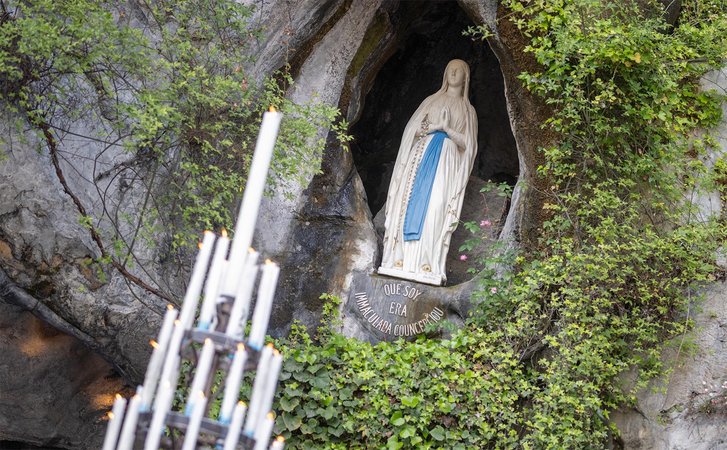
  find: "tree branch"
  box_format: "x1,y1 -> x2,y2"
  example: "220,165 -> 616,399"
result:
34,113 -> 174,303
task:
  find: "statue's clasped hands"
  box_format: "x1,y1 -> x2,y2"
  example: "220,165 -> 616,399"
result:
429,108 -> 450,134
419,109 -> 451,139
431,107 -> 466,149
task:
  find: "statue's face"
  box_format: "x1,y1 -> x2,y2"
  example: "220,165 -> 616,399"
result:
447,63 -> 466,88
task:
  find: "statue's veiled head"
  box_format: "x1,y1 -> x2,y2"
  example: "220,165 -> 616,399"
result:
440,59 -> 471,98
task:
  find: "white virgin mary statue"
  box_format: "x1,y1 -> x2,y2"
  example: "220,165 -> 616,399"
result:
378,59 -> 478,286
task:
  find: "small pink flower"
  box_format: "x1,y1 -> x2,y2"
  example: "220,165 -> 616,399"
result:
490,287 -> 498,294
459,254 -> 468,261
480,220 -> 492,227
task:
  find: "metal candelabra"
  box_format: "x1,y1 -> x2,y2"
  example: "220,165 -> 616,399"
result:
102,110 -> 286,450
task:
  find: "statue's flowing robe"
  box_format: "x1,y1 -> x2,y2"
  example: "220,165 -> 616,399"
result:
380,92 -> 478,285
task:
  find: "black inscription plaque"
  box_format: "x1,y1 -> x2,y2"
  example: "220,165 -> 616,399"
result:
347,274 -> 447,340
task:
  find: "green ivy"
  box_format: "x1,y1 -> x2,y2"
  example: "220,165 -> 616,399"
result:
273,324 -> 528,449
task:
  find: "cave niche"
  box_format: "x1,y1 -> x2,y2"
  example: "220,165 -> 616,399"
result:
349,0 -> 518,285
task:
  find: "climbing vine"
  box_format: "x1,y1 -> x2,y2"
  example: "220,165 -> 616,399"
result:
269,1 -> 726,448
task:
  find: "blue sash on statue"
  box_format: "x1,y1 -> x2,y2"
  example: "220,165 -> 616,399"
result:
403,130 -> 448,241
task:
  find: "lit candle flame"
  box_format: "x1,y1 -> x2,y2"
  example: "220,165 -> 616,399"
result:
150,340 -> 158,349
221,228 -> 228,238
108,412 -> 115,420
267,412 -> 275,420
248,247 -> 255,253
269,106 -> 277,112
276,436 -> 285,442
198,242 -> 203,250
265,259 -> 273,265
166,304 -> 174,311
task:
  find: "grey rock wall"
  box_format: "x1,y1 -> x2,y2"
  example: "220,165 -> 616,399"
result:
0,110 -> 167,379
611,68 -> 727,450
0,298 -> 128,449
612,281 -> 727,450
0,111 -> 164,446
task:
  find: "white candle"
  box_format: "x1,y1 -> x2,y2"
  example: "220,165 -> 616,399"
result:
181,391 -> 207,450
218,343 -> 249,423
156,320 -> 184,398
243,344 -> 273,434
222,401 -> 247,450
269,436 -> 286,450
116,393 -> 142,450
165,353 -> 181,388
141,305 -> 178,408
252,412 -> 275,450
227,110 -> 282,291
198,233 -> 230,330
247,261 -> 280,349
199,233 -> 230,330
185,338 -> 216,416
179,231 -> 216,330
101,394 -> 126,450
144,381 -> 173,450
225,250 -> 259,338
255,349 -> 283,431
221,243 -> 244,301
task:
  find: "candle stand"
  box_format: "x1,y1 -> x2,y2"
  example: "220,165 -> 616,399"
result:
133,413 -> 257,449
128,324 -> 264,450
102,110 -> 287,450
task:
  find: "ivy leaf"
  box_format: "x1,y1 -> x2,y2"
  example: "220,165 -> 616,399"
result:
401,396 -> 420,408
322,405 -> 337,420
399,425 -> 416,439
281,412 -> 303,431
386,435 -> 403,450
390,411 -> 405,427
430,426 -> 446,441
279,396 -> 300,412
329,425 -> 345,437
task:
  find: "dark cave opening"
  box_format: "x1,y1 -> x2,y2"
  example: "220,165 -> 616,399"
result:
350,1 -> 518,219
